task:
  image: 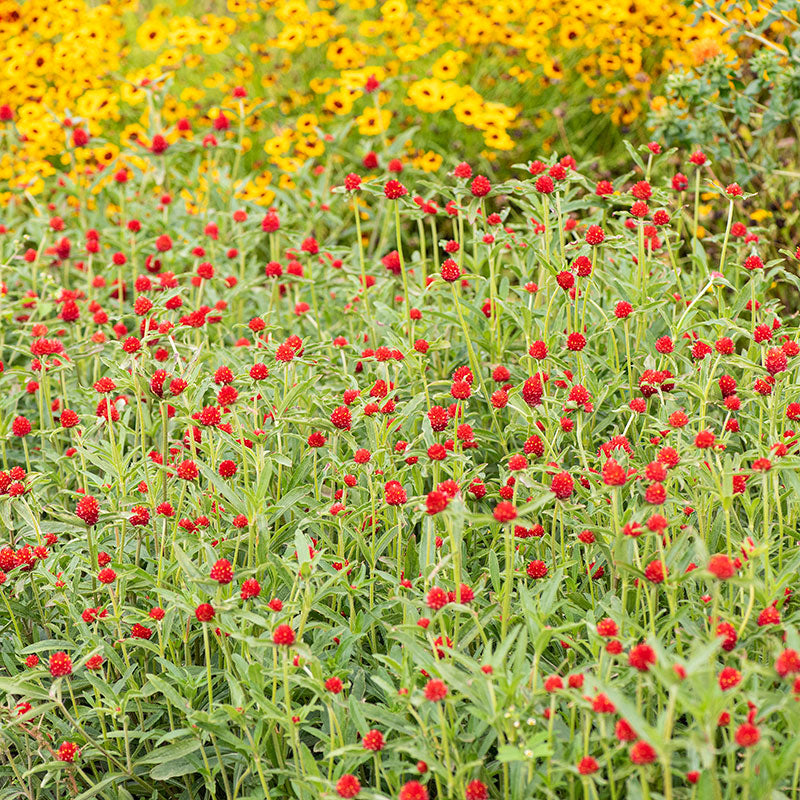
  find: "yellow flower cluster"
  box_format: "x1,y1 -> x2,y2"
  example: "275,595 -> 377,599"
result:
0,0 -> 784,208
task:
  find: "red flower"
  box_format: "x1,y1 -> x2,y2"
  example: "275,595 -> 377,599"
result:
210,559 -> 233,584
240,578 -> 261,600
424,679 -> 448,701
426,586 -> 448,610
344,173 -> 361,192
195,603 -> 215,622
273,624 -> 295,646
776,649 -> 800,677
399,781 -> 429,800
526,560 -> 548,579
57,742 -> 80,762
49,652 -> 73,677
384,480 -> 407,506
75,495 -> 100,525
336,774 -> 361,798
441,259 -> 460,282
577,756 -> 599,775
331,406 -> 352,430
470,175 -> 491,197
735,723 -> 760,747
596,618 -> 618,638
708,554 -> 735,580
602,458 -> 627,486
628,644 -> 656,672
550,472 -> 574,500
718,666 -> 741,690
629,740 -> 657,764
465,779 -> 488,800
694,430 -> 715,449
12,416 -> 32,437
155,234 -> 172,252
566,332 -> 586,351
362,729 -> 384,750
585,225 -> 605,245
177,460 -> 199,480
643,560 -> 667,583
384,180 -> 408,200
97,567 -> 116,584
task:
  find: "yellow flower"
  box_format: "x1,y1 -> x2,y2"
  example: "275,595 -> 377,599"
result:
310,78 -> 335,94
431,50 -> 467,81
558,19 -> 586,49
324,89 -> 355,116
406,79 -> 460,113
296,113 -> 319,134
296,135 -> 325,157
380,0 -> 408,19
264,134 -> 293,157
355,106 -> 391,136
137,19 -> 168,51
453,96 -> 483,128
483,127 -> 515,151
395,44 -> 422,62
276,25 -> 306,51
327,38 -> 366,70
358,20 -> 384,37
412,150 -> 443,172
276,0 -> 309,23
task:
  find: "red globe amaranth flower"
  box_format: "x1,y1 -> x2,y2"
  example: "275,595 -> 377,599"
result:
628,644 -> 656,672
384,180 -> 408,200
57,742 -> 80,762
97,567 -> 116,584
424,679 -> 448,701
735,723 -> 760,748
426,586 -> 448,610
493,501 -> 517,522
210,559 -> 233,584
441,259 -> 460,282
75,495 -> 100,525
550,472 -> 574,500
336,774 -> 361,798
470,175 -> 491,197
195,603 -> 215,622
526,560 -> 548,579
273,624 -> 295,645
465,779 -> 488,800
577,756 -> 599,775
718,666 -> 741,691
49,652 -> 73,677
399,781 -> 429,800
384,480 -> 407,505
708,554 -> 736,580
629,740 -> 657,764
12,416 -> 32,437
240,578 -> 261,600
362,728 -> 384,750
344,173 -> 361,192
775,649 -> 800,677
325,676 -> 343,694
585,225 -> 605,245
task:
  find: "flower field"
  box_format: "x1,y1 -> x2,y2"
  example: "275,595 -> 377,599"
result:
2,2 -> 800,799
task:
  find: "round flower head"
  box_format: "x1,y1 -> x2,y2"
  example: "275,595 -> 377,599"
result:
273,624 -> 295,646
384,180 -> 408,200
